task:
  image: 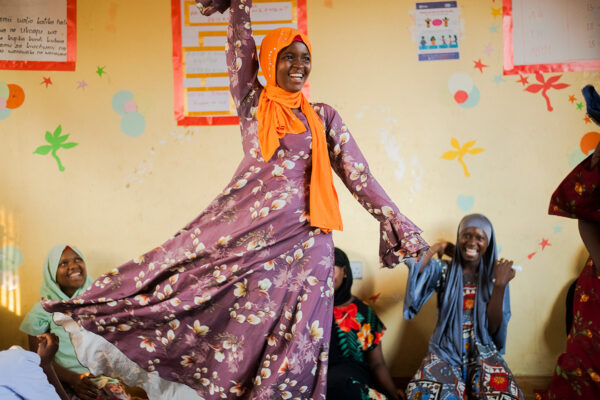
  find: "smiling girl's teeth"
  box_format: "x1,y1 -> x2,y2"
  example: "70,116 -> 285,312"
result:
290,74 -> 303,78
465,248 -> 478,256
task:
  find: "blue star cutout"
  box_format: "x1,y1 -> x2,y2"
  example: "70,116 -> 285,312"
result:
493,75 -> 505,84
489,25 -> 499,33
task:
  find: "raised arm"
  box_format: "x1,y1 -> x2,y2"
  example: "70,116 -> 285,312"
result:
403,256 -> 445,319
320,105 -> 428,267
198,0 -> 259,108
226,0 -> 260,109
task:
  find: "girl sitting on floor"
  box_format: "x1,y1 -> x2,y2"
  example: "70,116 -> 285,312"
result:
403,214 -> 523,400
328,247 -> 402,400
20,244 -> 135,400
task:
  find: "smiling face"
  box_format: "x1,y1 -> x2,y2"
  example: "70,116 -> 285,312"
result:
275,41 -> 311,93
55,247 -> 87,298
458,226 -> 489,266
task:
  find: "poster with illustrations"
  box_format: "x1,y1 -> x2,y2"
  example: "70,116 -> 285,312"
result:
171,0 -> 307,126
415,1 -> 459,62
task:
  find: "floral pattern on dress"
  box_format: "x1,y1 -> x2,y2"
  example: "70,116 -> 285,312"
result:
330,298 -> 387,400
43,0 -> 426,399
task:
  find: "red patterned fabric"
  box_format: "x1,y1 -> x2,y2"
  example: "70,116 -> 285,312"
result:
545,154 -> 600,399
548,155 -> 600,222
544,259 -> 600,399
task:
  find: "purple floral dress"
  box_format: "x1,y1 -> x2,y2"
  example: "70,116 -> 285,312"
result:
43,1 -> 427,398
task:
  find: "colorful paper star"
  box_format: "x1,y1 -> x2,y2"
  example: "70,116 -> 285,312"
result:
568,95 -> 577,103
577,102 -> 583,110
489,25 -> 499,33
493,75 -> 505,84
491,7 -> 502,18
473,59 -> 488,73
76,80 -> 88,90
41,77 -> 52,88
527,252 -> 537,260
517,75 -> 529,86
96,66 -> 106,77
584,115 -> 592,123
539,238 -> 551,250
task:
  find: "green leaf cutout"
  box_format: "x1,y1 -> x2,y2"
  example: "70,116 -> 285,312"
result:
33,145 -> 52,155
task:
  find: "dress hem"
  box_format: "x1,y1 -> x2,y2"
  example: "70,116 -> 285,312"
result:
52,312 -> 203,400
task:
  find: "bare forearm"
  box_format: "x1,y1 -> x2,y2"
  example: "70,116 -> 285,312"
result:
41,362 -> 70,400
52,361 -> 79,386
371,363 -> 400,400
486,283 -> 506,335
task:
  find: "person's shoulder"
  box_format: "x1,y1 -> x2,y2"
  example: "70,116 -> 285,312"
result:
310,102 -> 341,127
311,102 -> 337,115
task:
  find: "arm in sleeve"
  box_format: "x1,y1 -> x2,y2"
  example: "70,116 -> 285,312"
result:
227,0 -> 261,111
321,105 -> 428,268
19,302 -> 51,336
403,257 -> 445,320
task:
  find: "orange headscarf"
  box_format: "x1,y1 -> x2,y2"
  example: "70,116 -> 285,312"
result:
257,27 -> 343,232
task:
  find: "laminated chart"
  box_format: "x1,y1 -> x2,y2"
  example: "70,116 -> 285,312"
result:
172,0 -> 307,125
504,0 -> 600,74
0,0 -> 76,71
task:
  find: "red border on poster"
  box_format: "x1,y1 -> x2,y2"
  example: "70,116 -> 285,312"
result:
0,0 -> 76,71
503,0 -> 600,75
172,0 -> 307,126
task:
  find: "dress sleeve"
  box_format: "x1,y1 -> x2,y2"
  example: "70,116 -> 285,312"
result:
19,302 -> 51,336
403,257 -> 445,320
226,0 -> 261,111
320,104 -> 429,268
364,303 -> 386,349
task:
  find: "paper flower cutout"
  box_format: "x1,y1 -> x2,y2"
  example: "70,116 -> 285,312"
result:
33,125 -> 78,172
441,138 -> 484,177
112,90 -> 146,137
0,81 -> 25,120
524,72 -> 569,112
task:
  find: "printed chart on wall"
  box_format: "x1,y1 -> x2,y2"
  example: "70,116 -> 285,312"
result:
172,0 -> 307,126
0,0 -> 76,71
415,1 -> 459,62
504,0 -> 600,74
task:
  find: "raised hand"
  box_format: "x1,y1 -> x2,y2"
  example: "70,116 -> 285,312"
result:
493,258 -> 516,287
195,0 -> 230,16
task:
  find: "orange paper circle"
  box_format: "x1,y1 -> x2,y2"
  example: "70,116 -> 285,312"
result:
6,84 -> 25,109
580,131 -> 600,155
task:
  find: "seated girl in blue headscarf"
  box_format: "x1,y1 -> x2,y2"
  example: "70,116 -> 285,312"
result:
19,245 -> 134,400
403,214 -> 524,400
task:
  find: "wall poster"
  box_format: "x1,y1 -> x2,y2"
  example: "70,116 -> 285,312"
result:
172,0 -> 307,126
0,0 -> 76,71
504,0 -> 600,74
415,1 -> 460,62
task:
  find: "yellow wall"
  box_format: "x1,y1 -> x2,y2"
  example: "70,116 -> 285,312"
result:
0,0 -> 598,378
